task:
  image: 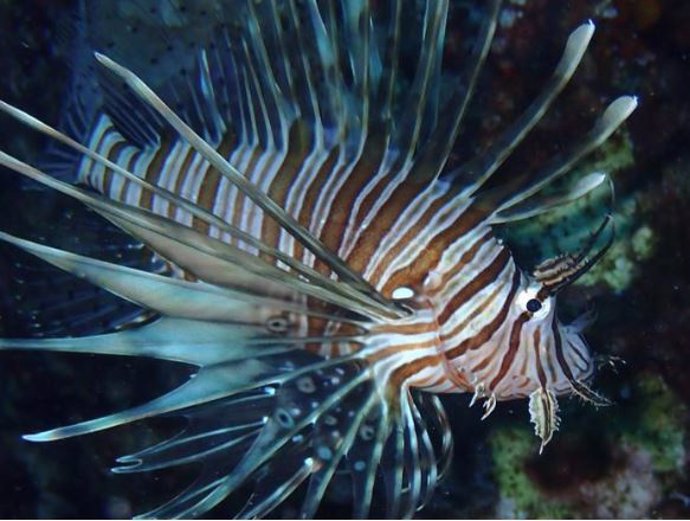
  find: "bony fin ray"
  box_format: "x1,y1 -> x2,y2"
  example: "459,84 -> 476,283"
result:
0,317 -> 293,366
452,21 -> 596,196
0,97 -> 373,297
491,172 -> 609,224
138,365 -> 373,519
93,52 -> 398,315
22,362 -> 280,442
494,95 -> 638,215
0,231 -> 364,326
0,152 -> 390,318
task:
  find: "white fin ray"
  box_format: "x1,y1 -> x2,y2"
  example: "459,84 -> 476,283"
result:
346,399 -> 390,518
22,361 -> 284,442
0,151 -> 395,317
0,231 -> 364,327
298,392 -> 379,518
454,21 -> 597,197
394,0 -> 448,162
93,51 -> 399,315
408,0 -> 501,183
493,95 -> 638,216
112,394 -> 272,474
0,317 -> 294,366
0,100 -> 384,311
491,171 -> 609,224
139,363 -> 370,518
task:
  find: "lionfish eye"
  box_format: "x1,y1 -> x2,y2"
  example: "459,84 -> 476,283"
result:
526,298 -> 542,313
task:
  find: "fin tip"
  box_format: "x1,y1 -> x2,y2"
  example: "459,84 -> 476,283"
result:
22,432 -> 51,443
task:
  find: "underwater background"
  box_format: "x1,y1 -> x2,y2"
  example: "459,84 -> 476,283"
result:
0,0 -> 688,518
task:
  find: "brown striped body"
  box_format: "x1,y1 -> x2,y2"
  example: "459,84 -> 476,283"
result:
76,113 -> 594,402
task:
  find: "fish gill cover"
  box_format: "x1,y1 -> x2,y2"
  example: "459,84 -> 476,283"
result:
0,0 -> 688,519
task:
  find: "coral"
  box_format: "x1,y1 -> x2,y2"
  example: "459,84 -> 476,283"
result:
489,424 -> 666,519
618,374 -> 687,474
488,372 -> 685,518
577,443 -> 662,518
489,425 -> 575,518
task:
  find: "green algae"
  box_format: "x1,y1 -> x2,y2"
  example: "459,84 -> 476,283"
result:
496,128 -> 646,289
576,220 -> 656,293
619,374 -> 686,474
488,373 -> 685,517
489,425 -> 575,518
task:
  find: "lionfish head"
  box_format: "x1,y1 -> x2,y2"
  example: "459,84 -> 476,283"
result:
498,216 -> 614,451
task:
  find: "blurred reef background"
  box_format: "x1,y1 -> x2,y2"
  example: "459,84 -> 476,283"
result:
0,0 -> 689,518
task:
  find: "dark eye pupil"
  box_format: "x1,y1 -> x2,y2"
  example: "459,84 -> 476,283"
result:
526,298 -> 542,312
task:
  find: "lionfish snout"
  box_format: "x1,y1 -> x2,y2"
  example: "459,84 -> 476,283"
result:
487,279 -> 603,451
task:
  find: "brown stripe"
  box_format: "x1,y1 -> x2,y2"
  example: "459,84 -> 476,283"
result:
322,135 -> 387,251
167,143 -> 197,219
367,339 -> 437,363
117,148 -> 143,202
489,312 -> 530,390
533,328 -> 547,387
372,317 -> 438,336
86,125 -> 114,191
438,247 -> 510,324
388,355 -> 441,390
552,322 -> 576,383
346,181 -> 421,274
231,146 -> 266,246
258,121 -> 312,262
347,163 -> 474,279
138,132 -> 175,211
191,131 -> 237,235
384,206 -> 493,296
104,140 -> 129,197
439,275 -> 503,343
434,229 -> 494,292
446,269 -> 521,359
293,147 -> 339,270
371,194 -> 448,290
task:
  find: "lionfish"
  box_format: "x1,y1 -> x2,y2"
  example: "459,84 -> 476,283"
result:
0,0 -> 635,518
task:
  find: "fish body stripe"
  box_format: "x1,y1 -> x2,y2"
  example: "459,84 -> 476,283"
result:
77,111 -> 529,395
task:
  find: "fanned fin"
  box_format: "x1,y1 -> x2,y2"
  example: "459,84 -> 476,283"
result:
405,0 -> 501,182
393,0 -> 448,162
93,51 -> 391,306
0,231 -> 367,326
451,21 -> 596,196
491,96 -> 637,216
0,203 -> 157,337
36,0 -> 101,183
491,172 -> 609,224
0,150 -> 396,318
